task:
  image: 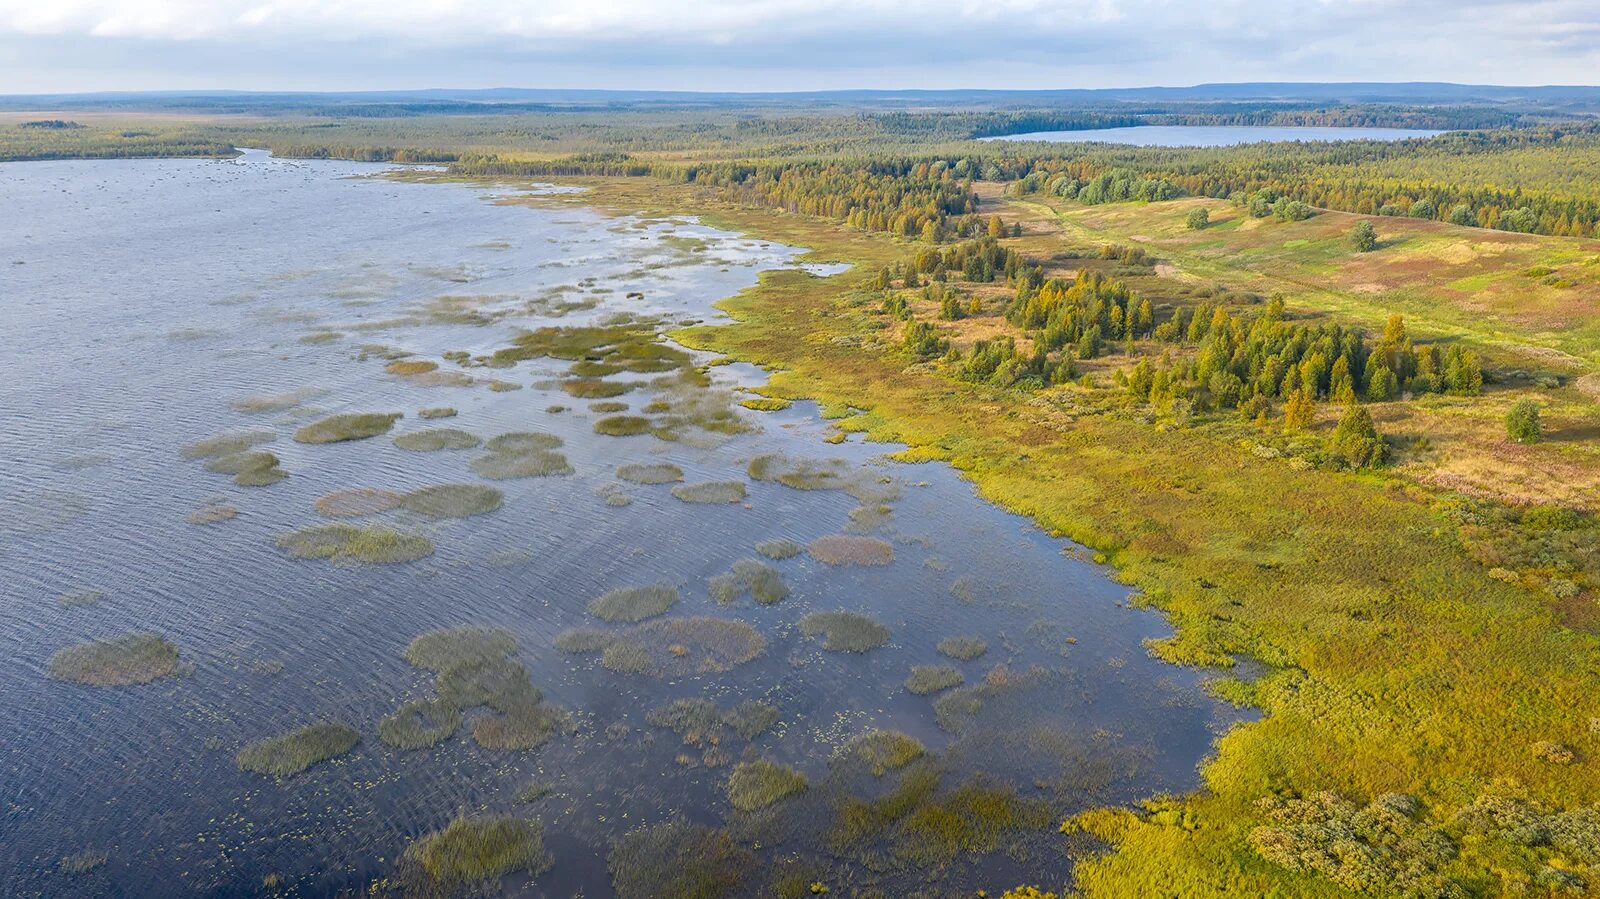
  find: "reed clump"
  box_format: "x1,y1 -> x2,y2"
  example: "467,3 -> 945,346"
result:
235,722 -> 360,776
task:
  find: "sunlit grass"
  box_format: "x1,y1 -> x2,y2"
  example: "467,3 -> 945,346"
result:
235,722 -> 359,776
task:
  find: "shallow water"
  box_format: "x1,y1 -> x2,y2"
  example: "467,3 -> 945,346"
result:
981,124 -> 1445,146
0,151 -> 1241,896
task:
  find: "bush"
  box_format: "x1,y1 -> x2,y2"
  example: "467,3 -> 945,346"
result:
1350,221 -> 1378,252
1185,207 -> 1210,230
1329,404 -> 1384,468
1506,399 -> 1542,443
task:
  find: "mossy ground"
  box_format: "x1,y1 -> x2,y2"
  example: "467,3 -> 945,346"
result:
276,523 -> 433,563
235,722 -> 360,776
46,632 -> 179,687
293,412 -> 401,444
799,611 -> 890,653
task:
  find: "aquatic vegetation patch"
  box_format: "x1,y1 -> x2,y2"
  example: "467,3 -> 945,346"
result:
405,627 -> 517,672
607,617 -> 767,677
837,730 -> 925,777
799,611 -> 890,652
608,820 -> 752,899
406,815 -> 553,886
399,628 -> 571,751
386,359 -> 439,376
58,852 -> 106,875
402,484 -> 504,519
181,430 -> 274,460
378,699 -> 461,750
393,428 -> 480,451
728,760 -> 808,812
56,590 -> 105,608
937,636 -> 989,661
594,415 -> 653,437
203,450 -> 286,486
563,378 -> 633,399
905,665 -> 965,695
739,397 -> 792,412
470,448 -> 573,479
748,453 -> 851,490
277,523 -> 433,563
235,722 -> 360,776
808,535 -> 894,566
672,480 -> 747,504
46,632 -> 179,687
312,488 -> 403,518
571,360 -> 622,378
232,387 -> 325,415
647,698 -> 779,745
418,406 -> 457,419
554,628 -> 618,653
893,778 -> 1053,867
600,641 -> 651,674
472,699 -> 572,751
187,500 -> 238,524
589,584 -> 680,623
293,412 -> 401,444
617,462 -> 684,484
486,432 -> 563,453
709,559 -> 789,605
755,538 -> 803,560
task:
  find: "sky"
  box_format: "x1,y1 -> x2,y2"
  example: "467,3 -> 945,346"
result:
2,0 -> 1599,94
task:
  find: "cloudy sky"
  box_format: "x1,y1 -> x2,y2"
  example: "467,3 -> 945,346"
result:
2,0 -> 1598,93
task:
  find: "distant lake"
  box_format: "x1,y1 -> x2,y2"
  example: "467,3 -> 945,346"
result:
981,125 -> 1446,147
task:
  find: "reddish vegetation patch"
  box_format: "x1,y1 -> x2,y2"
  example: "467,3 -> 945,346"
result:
313,488 -> 405,518
808,534 -> 894,566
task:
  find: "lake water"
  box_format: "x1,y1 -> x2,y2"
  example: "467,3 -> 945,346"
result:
0,151 -> 1240,897
981,124 -> 1445,147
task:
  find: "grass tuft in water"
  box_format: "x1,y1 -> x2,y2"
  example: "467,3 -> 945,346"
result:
187,501 -> 238,524
378,699 -> 462,750
418,406 -> 458,419
405,627 -> 517,672
837,730 -> 925,776
563,378 -> 633,399
755,538 -> 803,560
710,559 -> 789,605
402,484 -> 504,519
406,815 -> 553,886
609,821 -> 752,899
937,636 -> 989,661
235,722 -> 360,776
46,632 -> 179,687
232,388 -> 325,415
739,397 -> 792,412
58,852 -> 106,874
594,415 -> 653,437
799,611 -> 890,652
601,641 -> 651,674
393,428 -> 480,451
646,698 -> 779,746
905,665 -> 965,695
554,628 -> 618,654
616,462 -> 684,484
590,401 -> 630,413
672,480 -> 746,504
605,617 -> 766,677
728,760 -> 808,812
747,453 -> 850,490
589,584 -> 680,623
204,450 -> 286,486
808,535 -> 894,566
313,488 -> 403,518
56,590 -> 105,608
293,412 -> 401,444
181,430 -> 274,460
276,523 -> 433,564
486,432 -> 563,452
386,359 -> 438,376
471,433 -> 572,479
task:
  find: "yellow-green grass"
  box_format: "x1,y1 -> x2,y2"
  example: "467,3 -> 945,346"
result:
904,664 -> 964,695
608,820 -> 752,899
535,177 -> 1600,896
46,632 -> 179,687
401,484 -> 503,519
235,721 -> 359,776
276,523 -> 433,564
312,487 -> 404,518
405,815 -> 552,886
937,635 -> 989,661
799,611 -> 890,653
616,462 -> 684,484
378,699 -> 461,750
600,617 -> 766,677
293,412 -> 401,444
203,450 -> 286,486
671,480 -> 746,503
588,584 -> 680,623
755,538 -> 803,560
835,729 -> 925,777
727,759 -> 808,812
807,534 -> 893,566
392,428 -> 481,451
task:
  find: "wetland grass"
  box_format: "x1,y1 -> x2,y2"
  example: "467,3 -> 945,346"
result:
554,628 -> 617,653
937,636 -> 989,661
727,760 -> 808,812
406,815 -> 553,886
385,359 -> 439,376
232,387 -> 325,415
562,378 -> 632,399
46,632 -> 178,687
418,406 -> 457,419
616,462 -> 683,484
292,412 -> 401,444
393,428 -> 480,451
312,488 -> 403,518
647,698 -> 779,745
378,699 -> 461,750
405,627 -> 517,672
604,617 -> 766,677
672,480 -> 746,504
472,701 -> 572,751
747,453 -> 850,490
471,434 -> 572,479
799,611 -> 890,652
905,665 -> 965,695
187,501 -> 238,524
276,523 -> 434,564
808,534 -> 894,566
588,584 -> 680,623
181,430 -> 273,460
738,397 -> 792,412
755,538 -> 803,560
58,852 -> 106,875
608,821 -> 752,899
400,628 -> 572,752
235,722 -> 360,776
485,432 -> 563,453
709,559 -> 789,605
203,450 -> 286,486
401,484 -> 504,519
594,415 -> 653,437
56,590 -> 104,608
837,730 -> 925,776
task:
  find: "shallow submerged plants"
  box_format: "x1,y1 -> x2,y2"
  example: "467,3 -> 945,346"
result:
292,412 -> 401,444
608,820 -> 752,899
405,815 -> 553,887
747,453 -> 851,490
937,636 -> 989,661
203,450 -> 287,486
593,617 -> 767,677
835,729 -> 925,777
46,632 -> 179,687
378,699 -> 462,750
647,697 -> 780,745
471,432 -> 573,479
276,523 -> 434,564
399,627 -> 571,752
312,488 -> 403,518
181,430 -> 273,460
799,611 -> 890,653
235,722 -> 360,776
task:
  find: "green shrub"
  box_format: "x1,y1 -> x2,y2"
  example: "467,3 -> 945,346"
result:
1506,399 -> 1542,443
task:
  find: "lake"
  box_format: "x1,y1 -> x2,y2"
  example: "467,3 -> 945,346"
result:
981,124 -> 1446,147
0,151 -> 1240,896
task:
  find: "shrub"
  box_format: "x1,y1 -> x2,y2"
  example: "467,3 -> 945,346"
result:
1506,399 -> 1542,443
1329,404 -> 1384,468
1185,207 -> 1209,230
1350,221 -> 1378,252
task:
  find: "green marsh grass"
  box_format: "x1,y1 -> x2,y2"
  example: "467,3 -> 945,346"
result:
292,412 -> 400,444
378,699 -> 461,750
56,590 -> 105,608
554,628 -> 618,653
471,433 -> 572,479
486,432 -> 563,452
405,627 -> 516,670
594,415 -> 653,437
672,480 -> 746,503
608,821 -> 752,899
905,665 -> 964,695
46,633 -> 178,687
588,584 -> 680,623
276,523 -> 433,563
392,428 -> 480,451
203,450 -> 285,486
181,430 -> 273,460
406,815 -> 553,886
401,484 -> 504,519
747,453 -> 850,490
836,730 -> 925,776
604,617 -> 766,677
616,462 -> 683,484
808,534 -> 893,566
647,698 -> 779,745
590,401 -> 630,413
727,760 -> 808,812
232,388 -> 325,415
235,722 -> 360,776
563,378 -> 632,399
739,397 -> 792,412
937,636 -> 989,661
418,406 -> 457,419
709,559 -> 788,605
187,501 -> 238,524
755,538 -> 803,560
312,488 -> 403,518
516,781 -> 554,803
799,611 -> 890,652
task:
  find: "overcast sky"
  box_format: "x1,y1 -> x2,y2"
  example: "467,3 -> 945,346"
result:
2,0 -> 1599,94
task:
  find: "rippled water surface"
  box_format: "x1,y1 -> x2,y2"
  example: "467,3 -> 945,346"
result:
0,152 -> 1239,897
